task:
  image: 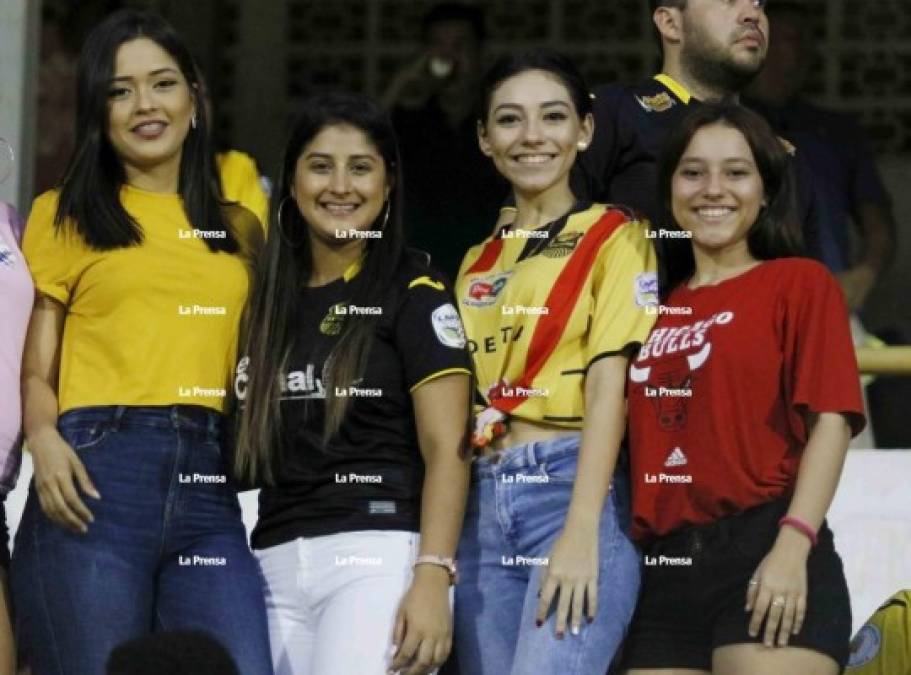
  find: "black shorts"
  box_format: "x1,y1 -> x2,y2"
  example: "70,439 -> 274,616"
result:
620,498 -> 851,670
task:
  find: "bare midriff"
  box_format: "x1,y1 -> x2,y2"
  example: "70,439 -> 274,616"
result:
481,417 -> 578,456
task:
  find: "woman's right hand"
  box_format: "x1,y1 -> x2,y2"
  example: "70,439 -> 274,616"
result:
29,428 -> 100,533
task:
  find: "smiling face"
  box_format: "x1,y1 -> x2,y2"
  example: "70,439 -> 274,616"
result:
292,123 -> 390,244
106,37 -> 195,181
679,0 -> 769,92
671,122 -> 765,254
478,69 -> 592,198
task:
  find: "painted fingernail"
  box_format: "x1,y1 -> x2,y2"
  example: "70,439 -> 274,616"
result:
587,615 -> 594,623
535,619 -> 542,627
571,625 -> 580,636
556,631 -> 564,640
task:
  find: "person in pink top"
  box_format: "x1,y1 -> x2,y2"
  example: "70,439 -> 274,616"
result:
0,199 -> 32,674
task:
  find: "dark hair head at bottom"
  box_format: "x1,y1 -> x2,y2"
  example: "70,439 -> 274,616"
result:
106,630 -> 240,675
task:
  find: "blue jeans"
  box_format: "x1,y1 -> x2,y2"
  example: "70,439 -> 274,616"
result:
11,406 -> 272,675
454,435 -> 640,675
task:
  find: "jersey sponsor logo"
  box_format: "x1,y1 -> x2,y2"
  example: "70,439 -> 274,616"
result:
463,272 -> 511,307
664,447 -> 688,467
282,364 -> 326,400
319,302 -> 347,335
635,272 -> 659,307
431,303 -> 467,349
636,92 -> 676,113
468,325 -> 524,354
542,231 -> 583,258
0,244 -> 15,267
847,624 -> 882,667
368,500 -> 396,515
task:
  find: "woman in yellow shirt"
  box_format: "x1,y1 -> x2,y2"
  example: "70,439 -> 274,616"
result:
12,11 -> 271,675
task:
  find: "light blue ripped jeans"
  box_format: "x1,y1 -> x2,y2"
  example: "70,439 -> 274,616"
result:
454,434 -> 640,675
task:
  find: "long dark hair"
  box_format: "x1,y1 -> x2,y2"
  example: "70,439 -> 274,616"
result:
655,103 -> 803,297
234,91 -> 405,485
55,9 -> 236,253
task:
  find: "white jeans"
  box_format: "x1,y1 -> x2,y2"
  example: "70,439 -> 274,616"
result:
255,530 -> 426,675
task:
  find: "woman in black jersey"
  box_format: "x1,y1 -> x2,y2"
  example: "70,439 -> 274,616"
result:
233,92 -> 472,675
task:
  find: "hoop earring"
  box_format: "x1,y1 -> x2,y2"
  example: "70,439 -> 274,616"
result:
276,196 -> 306,248
380,200 -> 391,232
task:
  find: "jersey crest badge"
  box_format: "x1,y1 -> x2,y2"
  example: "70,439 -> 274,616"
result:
319,303 -> 347,335
543,231 -> 583,258
636,92 -> 676,113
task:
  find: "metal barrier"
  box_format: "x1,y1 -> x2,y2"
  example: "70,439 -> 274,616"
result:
857,346 -> 911,375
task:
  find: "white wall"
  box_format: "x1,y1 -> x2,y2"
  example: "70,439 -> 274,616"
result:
5,448 -> 909,636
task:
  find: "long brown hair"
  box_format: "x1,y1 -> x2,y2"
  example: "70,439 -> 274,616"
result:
233,92 -> 404,486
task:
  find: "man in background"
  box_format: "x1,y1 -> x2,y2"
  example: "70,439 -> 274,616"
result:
744,1 -> 896,310
384,2 -> 507,281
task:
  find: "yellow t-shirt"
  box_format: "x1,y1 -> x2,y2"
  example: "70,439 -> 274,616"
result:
456,203 -> 657,426
218,150 -> 269,229
847,591 -> 911,675
22,186 -> 263,413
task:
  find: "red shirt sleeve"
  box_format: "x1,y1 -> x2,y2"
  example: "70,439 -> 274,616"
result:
779,260 -> 866,440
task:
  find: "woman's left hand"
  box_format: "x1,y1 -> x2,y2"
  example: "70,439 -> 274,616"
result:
536,523 -> 599,638
745,528 -> 812,647
389,566 -> 452,675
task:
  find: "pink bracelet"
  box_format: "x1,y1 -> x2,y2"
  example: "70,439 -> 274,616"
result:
778,515 -> 818,547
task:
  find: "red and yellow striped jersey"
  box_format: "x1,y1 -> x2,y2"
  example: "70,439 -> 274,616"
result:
456,202 -> 657,427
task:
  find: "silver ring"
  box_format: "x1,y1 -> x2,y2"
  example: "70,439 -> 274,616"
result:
772,596 -> 786,607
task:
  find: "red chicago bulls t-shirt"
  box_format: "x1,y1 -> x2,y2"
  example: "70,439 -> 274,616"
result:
627,258 -> 865,541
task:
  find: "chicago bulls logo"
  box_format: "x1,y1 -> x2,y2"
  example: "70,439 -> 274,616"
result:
629,343 -> 711,430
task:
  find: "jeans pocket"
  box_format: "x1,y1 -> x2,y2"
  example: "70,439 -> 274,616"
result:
59,422 -> 111,452
540,452 -> 577,483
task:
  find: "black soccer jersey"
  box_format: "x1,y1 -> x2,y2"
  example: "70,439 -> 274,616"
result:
248,253 -> 472,549
569,74 -> 821,258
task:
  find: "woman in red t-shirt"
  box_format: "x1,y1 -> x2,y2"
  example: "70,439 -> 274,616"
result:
622,104 -> 865,675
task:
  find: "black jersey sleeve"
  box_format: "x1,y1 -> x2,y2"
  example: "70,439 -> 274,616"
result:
393,273 -> 472,391
573,83 -> 626,203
